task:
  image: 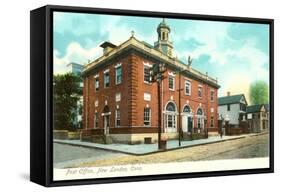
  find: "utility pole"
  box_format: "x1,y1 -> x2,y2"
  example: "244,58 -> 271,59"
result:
157,77 -> 161,149
178,71 -> 183,147
177,70 -> 185,147
178,56 -> 192,147
150,63 -> 166,150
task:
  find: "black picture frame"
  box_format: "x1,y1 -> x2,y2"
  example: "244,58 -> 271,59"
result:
30,4 -> 274,187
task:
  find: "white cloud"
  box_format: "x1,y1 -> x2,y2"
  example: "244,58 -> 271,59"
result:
172,21 -> 269,104
53,42 -> 102,74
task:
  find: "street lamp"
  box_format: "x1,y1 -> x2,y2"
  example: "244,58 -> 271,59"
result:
204,115 -> 208,138
176,67 -> 189,147
225,114 -> 230,135
218,114 -> 223,138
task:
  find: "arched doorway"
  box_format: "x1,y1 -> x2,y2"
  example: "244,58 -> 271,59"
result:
182,105 -> 193,133
102,105 -> 111,135
196,108 -> 204,130
164,101 -> 177,133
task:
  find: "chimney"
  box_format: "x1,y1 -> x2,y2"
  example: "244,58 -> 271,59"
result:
227,91 -> 231,96
100,41 -> 117,55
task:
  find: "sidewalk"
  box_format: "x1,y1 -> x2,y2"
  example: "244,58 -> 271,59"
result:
54,133 -> 263,155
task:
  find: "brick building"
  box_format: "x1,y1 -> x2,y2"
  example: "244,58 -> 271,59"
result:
82,19 -> 220,144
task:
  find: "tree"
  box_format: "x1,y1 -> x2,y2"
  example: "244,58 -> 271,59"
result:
53,73 -> 82,130
249,80 -> 269,105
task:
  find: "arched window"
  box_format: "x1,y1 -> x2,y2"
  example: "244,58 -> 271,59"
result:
197,108 -> 203,115
165,102 -> 177,132
166,102 -> 176,112
183,105 -> 191,113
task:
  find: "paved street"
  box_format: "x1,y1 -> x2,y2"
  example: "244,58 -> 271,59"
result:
202,134 -> 269,160
54,143 -> 127,168
75,132 -> 269,167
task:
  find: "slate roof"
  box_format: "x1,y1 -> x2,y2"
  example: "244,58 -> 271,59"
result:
264,104 -> 270,112
246,104 -> 264,113
218,94 -> 245,106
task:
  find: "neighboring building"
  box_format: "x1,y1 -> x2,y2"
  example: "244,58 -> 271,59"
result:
246,104 -> 269,133
67,62 -> 84,129
67,62 -> 83,75
218,93 -> 247,125
82,19 -> 220,144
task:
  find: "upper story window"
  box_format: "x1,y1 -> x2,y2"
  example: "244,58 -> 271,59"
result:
185,81 -> 191,95
198,86 -> 202,98
104,71 -> 110,88
144,65 -> 151,83
210,90 -> 215,101
144,107 -> 151,126
115,64 -> 122,85
240,103 -> 246,112
169,76 -> 175,91
227,104 -> 231,111
95,77 -> 99,91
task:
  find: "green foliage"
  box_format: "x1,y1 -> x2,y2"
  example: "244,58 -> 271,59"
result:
249,80 -> 269,105
53,73 -> 82,130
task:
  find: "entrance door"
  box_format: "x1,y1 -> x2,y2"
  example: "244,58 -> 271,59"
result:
188,117 -> 193,132
104,115 -> 109,135
182,116 -> 188,132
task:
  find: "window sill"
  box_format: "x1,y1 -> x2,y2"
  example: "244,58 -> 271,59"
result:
144,81 -> 152,85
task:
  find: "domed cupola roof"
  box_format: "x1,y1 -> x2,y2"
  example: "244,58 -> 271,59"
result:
157,18 -> 170,32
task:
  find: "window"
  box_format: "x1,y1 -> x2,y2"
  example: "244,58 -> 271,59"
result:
144,93 -> 151,101
165,102 -> 177,132
116,92 -> 121,102
210,90 -> 215,101
144,107 -> 151,126
144,66 -> 151,83
104,72 -> 109,88
167,115 -> 174,127
95,100 -> 99,107
198,86 -> 202,98
169,76 -> 175,90
210,116 -> 214,127
95,77 -> 99,91
116,66 -> 122,84
94,113 -> 99,128
197,118 -> 202,129
240,103 -> 246,111
183,105 -> 191,113
227,104 -> 231,111
116,109 -> 120,127
197,108 -> 204,129
185,81 -> 191,95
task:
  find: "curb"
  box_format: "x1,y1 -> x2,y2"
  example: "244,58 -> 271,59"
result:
54,135 -> 250,156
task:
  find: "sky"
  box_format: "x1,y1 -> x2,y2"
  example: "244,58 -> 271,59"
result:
53,11 -> 270,103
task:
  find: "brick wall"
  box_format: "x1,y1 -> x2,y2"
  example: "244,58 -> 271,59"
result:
83,51 -> 219,133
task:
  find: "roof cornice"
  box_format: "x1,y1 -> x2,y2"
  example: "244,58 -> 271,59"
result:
82,37 -> 220,88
